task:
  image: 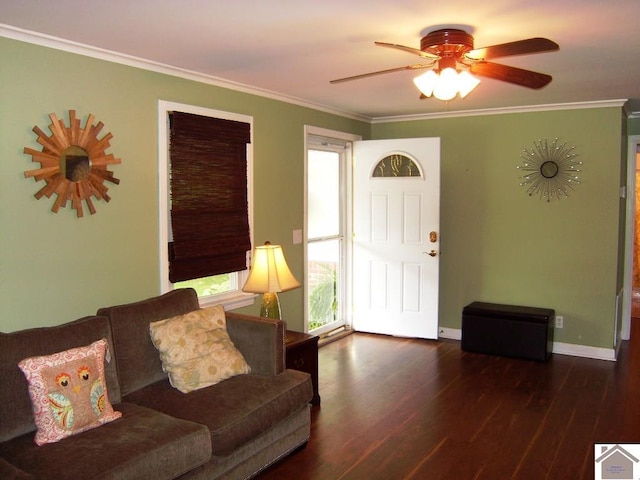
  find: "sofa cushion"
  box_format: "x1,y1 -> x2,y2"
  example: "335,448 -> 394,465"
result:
18,339 -> 122,445
149,305 -> 251,393
97,288 -> 200,396
0,402 -> 211,480
0,316 -> 121,443
0,457 -> 35,480
124,369 -> 313,456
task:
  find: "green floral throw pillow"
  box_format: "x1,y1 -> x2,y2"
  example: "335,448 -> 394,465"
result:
149,305 -> 251,393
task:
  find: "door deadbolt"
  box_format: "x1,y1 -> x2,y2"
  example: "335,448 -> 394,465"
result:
429,231 -> 438,243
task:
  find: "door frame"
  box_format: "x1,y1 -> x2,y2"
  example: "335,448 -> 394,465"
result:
622,135 -> 640,341
303,126 -> 361,333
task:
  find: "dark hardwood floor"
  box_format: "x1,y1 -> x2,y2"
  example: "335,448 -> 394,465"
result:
257,319 -> 640,480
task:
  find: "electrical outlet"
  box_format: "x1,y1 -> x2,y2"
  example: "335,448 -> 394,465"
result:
555,316 -> 564,329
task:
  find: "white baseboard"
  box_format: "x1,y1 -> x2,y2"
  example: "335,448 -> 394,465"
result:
438,327 -> 617,361
438,327 -> 462,341
551,342 -> 616,361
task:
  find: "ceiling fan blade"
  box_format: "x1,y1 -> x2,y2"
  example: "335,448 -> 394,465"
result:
470,62 -> 552,89
330,64 -> 433,84
467,38 -> 559,61
375,41 -> 441,60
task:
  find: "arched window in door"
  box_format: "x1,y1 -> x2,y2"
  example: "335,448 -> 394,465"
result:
372,153 -> 423,178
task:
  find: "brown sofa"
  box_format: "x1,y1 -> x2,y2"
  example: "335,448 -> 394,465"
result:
0,288 -> 312,479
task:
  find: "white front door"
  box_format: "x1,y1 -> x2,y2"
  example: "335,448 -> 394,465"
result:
353,138 -> 440,339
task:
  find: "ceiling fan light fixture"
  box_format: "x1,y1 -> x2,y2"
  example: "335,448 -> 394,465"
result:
412,69 -> 437,97
413,67 -> 480,101
434,67 -> 458,100
457,70 -> 481,98
332,30 -> 558,102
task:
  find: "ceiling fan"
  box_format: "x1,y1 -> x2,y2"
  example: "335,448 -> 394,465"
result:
330,29 -> 559,100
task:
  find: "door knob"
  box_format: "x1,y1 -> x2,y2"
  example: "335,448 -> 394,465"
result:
423,250 -> 437,257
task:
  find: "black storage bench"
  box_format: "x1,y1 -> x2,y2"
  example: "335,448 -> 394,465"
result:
461,301 -> 554,362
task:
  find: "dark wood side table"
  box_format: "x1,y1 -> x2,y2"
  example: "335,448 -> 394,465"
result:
285,330 -> 320,405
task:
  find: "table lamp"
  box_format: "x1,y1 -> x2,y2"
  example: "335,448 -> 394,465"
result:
242,242 -> 300,319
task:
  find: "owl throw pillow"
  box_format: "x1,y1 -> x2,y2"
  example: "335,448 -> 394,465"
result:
19,338 -> 122,446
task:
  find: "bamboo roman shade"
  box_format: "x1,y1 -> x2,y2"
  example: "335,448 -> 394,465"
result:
168,111 -> 251,283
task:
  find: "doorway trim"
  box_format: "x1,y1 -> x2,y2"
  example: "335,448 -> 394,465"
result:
622,135 -> 640,341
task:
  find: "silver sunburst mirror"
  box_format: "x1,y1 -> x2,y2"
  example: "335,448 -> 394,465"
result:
517,138 -> 582,202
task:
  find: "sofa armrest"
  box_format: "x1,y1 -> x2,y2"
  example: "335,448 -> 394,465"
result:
225,312 -> 285,376
0,457 -> 36,480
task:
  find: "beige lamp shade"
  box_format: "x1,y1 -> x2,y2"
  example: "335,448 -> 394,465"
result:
242,243 -> 300,294
242,242 -> 300,320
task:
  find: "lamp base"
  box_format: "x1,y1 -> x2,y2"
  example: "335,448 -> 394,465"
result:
260,292 -> 282,319
260,293 -> 289,340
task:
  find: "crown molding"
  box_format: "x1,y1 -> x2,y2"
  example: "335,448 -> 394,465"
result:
372,99 -> 629,123
0,23 -> 370,123
1,24 -> 633,125
623,99 -> 640,118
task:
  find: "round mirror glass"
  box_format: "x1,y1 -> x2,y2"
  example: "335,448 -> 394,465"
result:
61,145 -> 91,182
540,160 -> 559,179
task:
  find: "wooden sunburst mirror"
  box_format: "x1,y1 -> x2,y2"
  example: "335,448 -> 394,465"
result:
23,110 -> 121,217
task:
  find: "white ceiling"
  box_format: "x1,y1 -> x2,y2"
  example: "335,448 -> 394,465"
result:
3,0 -> 640,120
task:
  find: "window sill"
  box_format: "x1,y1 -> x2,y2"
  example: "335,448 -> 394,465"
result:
198,291 -> 258,312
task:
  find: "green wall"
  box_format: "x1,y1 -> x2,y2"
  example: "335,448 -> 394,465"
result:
372,108 -> 625,349
628,117 -> 640,135
0,37 -> 368,332
1,36 -> 628,351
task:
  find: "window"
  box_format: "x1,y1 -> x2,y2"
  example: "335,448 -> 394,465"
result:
305,126 -> 359,335
307,148 -> 343,333
159,101 -> 254,309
